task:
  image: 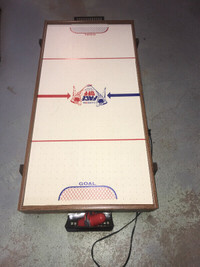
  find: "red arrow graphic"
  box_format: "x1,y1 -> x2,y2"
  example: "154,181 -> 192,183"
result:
38,93 -> 71,99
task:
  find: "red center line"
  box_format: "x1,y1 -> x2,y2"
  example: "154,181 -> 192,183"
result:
32,138 -> 145,143
43,57 -> 135,60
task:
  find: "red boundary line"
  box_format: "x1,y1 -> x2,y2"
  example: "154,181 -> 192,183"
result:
32,139 -> 145,143
43,57 -> 135,60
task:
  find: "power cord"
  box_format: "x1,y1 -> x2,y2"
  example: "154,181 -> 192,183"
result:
91,212 -> 141,267
91,129 -> 153,266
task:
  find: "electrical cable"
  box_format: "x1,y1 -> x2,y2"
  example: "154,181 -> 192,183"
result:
91,212 -> 141,267
91,130 -> 153,266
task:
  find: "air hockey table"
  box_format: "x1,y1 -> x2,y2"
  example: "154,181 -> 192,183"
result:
18,20 -> 158,212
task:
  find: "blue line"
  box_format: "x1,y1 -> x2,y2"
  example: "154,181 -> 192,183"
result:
107,93 -> 140,98
58,185 -> 118,200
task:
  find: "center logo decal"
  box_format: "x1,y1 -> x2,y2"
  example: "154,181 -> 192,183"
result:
70,84 -> 107,107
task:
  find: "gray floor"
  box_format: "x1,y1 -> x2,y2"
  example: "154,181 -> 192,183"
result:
0,0 -> 200,266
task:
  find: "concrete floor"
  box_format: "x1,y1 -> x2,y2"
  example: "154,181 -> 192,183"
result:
0,0 -> 200,266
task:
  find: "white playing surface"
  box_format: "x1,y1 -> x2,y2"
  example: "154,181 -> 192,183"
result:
23,24 -> 154,206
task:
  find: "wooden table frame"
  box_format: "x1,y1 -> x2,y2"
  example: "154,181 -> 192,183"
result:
18,20 -> 158,212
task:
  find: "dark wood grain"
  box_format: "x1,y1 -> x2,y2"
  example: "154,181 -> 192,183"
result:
131,21 -> 159,209
18,22 -> 49,211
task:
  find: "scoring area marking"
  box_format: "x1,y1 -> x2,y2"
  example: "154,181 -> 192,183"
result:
58,185 -> 118,201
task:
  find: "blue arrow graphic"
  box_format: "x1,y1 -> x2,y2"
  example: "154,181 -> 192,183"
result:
107,92 -> 140,98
